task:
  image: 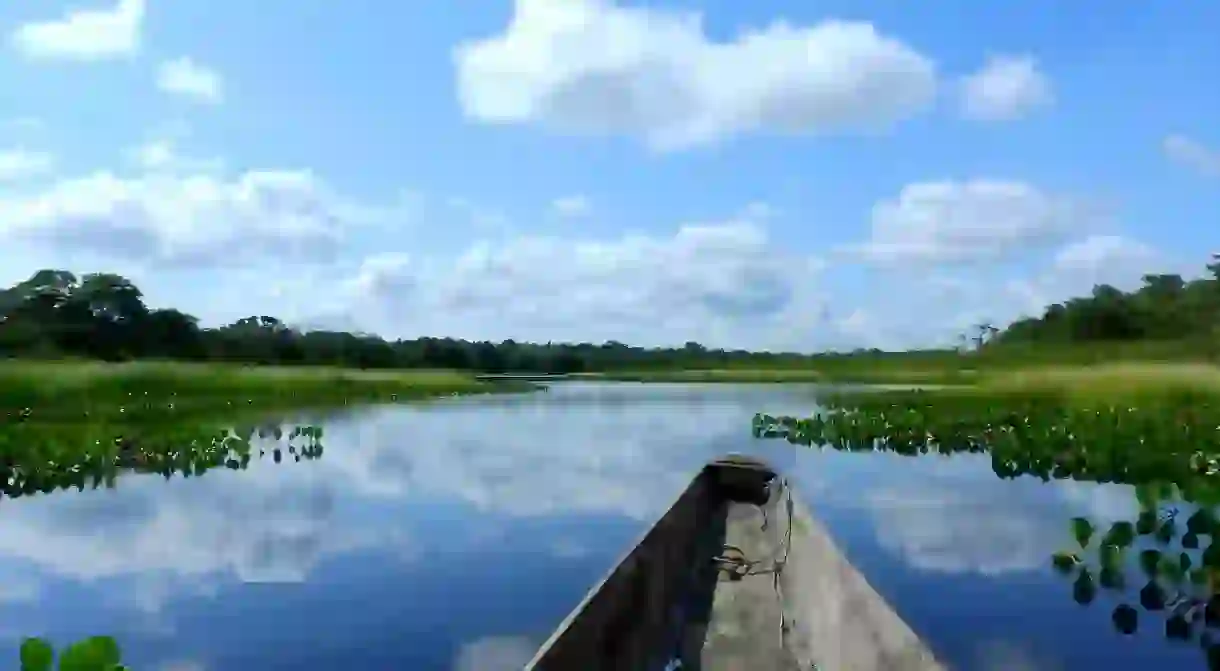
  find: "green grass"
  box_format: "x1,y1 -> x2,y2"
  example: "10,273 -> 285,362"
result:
0,360 -> 533,422
597,357 -> 1220,400
595,368 -> 828,383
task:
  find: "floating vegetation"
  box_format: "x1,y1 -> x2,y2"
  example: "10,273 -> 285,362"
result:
20,636 -> 125,671
1054,483 -> 1220,669
6,415 -> 328,668
753,389 -> 1220,485
753,388 -> 1220,667
0,411 -> 325,499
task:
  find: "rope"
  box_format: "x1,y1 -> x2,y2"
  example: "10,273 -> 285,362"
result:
710,479 -> 796,655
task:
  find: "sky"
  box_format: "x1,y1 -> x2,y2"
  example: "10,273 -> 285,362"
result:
0,0 -> 1216,352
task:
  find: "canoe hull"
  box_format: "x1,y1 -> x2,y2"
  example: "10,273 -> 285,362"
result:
526,455 -> 943,671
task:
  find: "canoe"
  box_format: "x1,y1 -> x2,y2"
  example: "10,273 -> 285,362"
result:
525,454 -> 945,671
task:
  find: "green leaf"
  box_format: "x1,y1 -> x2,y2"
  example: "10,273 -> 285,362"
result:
1112,604 -> 1139,635
1104,521 -> 1136,548
1099,544 -> 1124,570
1187,509 -> 1218,536
1140,580 -> 1168,611
19,638 -> 54,671
1166,614 -> 1192,641
1071,517 -> 1095,549
1073,568 -> 1097,605
1099,566 -> 1125,591
1160,555 -> 1186,584
1140,549 -> 1163,577
1190,568 -> 1210,587
1203,541 -> 1220,569
1136,510 -> 1159,535
1051,551 -> 1081,574
57,636 -> 120,671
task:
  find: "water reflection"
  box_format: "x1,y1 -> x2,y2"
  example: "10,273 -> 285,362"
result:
759,398 -> 1220,671
0,382 -> 819,670
6,381 -> 1210,670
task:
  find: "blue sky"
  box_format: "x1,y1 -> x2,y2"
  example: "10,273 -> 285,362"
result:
0,0 -> 1216,351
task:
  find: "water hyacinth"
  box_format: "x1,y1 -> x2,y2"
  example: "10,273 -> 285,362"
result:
20,636 -> 125,671
0,417 -> 324,499
753,390 -> 1220,485
753,388 -> 1220,667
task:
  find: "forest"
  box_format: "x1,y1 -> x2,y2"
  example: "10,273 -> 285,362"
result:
1,254 -> 1218,373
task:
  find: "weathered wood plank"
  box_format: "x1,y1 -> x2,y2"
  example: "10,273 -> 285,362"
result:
526,456 -> 946,671
696,476 -> 944,671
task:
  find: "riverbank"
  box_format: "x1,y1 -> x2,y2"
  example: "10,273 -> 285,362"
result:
0,361 -> 535,423
597,361 -> 1220,399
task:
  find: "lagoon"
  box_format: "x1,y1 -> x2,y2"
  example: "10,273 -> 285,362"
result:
0,382 -> 1205,669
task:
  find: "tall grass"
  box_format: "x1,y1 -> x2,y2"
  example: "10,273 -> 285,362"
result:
0,361 -> 527,421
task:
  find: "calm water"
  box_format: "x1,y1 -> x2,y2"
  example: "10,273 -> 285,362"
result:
0,382 -> 1200,669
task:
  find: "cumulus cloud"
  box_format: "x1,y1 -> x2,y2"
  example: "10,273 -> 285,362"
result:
1163,134 -> 1220,177
454,0 -> 937,150
304,216 -> 831,348
157,58 -> 225,104
1052,234 -> 1157,273
10,0 -> 144,61
850,180 -> 1092,265
1004,234 -> 1169,317
550,194 -> 591,218
958,55 -> 1053,122
0,469 -> 374,586
454,635 -> 539,671
0,149 -> 55,181
0,161 -> 408,267
850,455 -> 1136,575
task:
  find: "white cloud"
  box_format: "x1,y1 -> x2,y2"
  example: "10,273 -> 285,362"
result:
0,467 -> 379,585
0,384 -> 813,595
959,55 -> 1053,122
11,0 -> 144,61
305,215 -> 833,348
1052,234 -> 1156,273
1163,134 -> 1220,177
124,138 -> 224,174
454,0 -> 937,150
868,487 -> 1050,575
0,149 -> 54,181
550,194 -> 591,218
835,454 -> 1138,576
1003,234 -> 1170,318
454,636 -> 539,671
0,168 -> 380,266
851,180 -> 1090,265
157,58 -> 224,104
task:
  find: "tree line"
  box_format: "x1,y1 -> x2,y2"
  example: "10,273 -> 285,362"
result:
993,253 -> 1220,350
1,256 -> 1217,373
0,269 -> 823,372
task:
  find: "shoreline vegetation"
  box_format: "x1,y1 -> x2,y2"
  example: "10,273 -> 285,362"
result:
596,362 -> 1220,399
0,361 -> 533,423
0,253 -> 1219,412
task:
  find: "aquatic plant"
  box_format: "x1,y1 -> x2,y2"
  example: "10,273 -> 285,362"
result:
20,636 -> 125,670
753,389 -> 1220,484
753,389 -> 1220,667
1053,480 -> 1220,669
0,417 -> 324,499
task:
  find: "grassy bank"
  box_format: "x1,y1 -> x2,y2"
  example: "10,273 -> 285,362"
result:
595,369 -> 828,383
598,352 -> 1220,399
0,361 -> 534,423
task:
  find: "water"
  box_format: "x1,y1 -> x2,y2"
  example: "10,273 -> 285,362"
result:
0,382 -> 1204,669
